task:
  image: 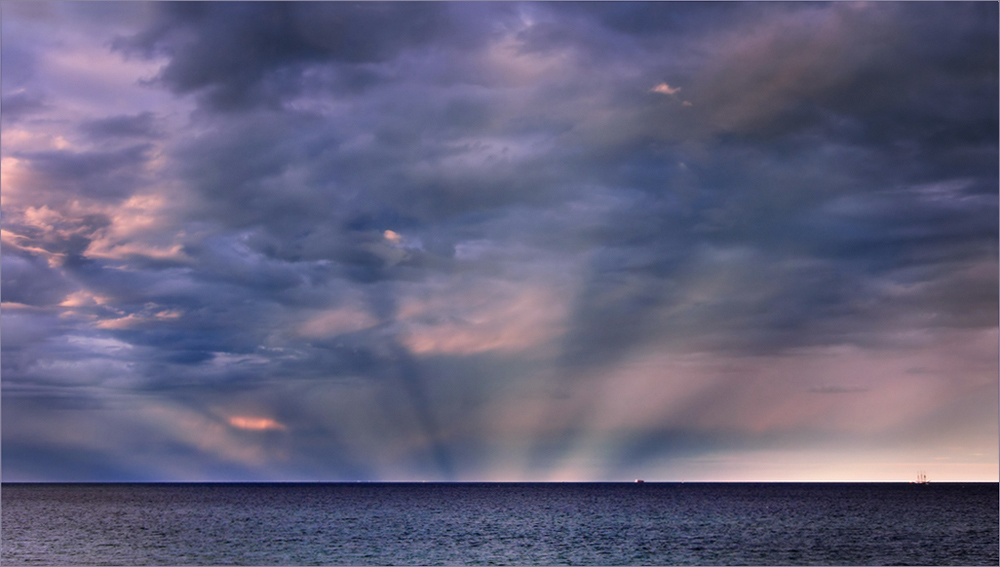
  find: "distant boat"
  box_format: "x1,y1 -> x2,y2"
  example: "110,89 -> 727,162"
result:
635,479 -> 644,483
912,471 -> 929,484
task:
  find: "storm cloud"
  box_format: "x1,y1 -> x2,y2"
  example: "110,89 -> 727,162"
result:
2,1 -> 997,482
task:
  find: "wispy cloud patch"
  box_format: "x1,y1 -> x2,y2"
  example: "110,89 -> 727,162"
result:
228,416 -> 288,432
651,82 -> 682,95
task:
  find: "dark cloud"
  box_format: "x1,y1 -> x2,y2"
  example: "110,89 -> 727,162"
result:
686,3 -> 998,143
14,145 -> 155,201
79,112 -> 159,139
0,254 -> 74,306
554,1 -> 748,37
1,91 -> 48,123
114,2 -> 495,110
0,41 -> 38,91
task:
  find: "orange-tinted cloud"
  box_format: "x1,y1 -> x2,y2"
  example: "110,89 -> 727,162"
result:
228,416 -> 288,432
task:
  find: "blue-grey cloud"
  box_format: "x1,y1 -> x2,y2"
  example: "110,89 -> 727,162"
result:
2,1 -> 996,482
1,91 -> 48,124
79,112 -> 160,139
113,2 -> 499,110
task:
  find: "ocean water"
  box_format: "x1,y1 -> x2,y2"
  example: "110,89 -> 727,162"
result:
1,482 -> 996,565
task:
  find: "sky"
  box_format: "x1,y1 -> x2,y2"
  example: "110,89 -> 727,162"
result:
1,1 -> 997,483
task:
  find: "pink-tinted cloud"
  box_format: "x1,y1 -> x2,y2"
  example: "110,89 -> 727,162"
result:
228,416 -> 288,432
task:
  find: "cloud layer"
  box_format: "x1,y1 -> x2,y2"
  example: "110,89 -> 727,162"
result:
2,1 -> 997,482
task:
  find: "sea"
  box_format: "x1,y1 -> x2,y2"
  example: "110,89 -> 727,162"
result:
1,482 -> 997,565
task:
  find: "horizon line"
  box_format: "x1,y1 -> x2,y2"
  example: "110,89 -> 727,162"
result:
3,479 -> 998,484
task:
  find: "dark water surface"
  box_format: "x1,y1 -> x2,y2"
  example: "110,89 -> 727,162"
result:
2,482 -> 997,565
